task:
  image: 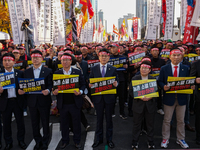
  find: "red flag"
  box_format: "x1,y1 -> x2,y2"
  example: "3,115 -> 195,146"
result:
183,0 -> 197,44
162,0 -> 166,35
98,19 -> 103,36
76,15 -> 83,39
87,0 -> 94,19
66,30 -> 72,43
129,36 -> 132,42
113,24 -> 119,35
80,0 -> 87,5
133,17 -> 138,40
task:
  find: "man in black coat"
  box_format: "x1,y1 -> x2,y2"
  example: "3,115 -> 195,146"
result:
0,53 -> 27,150
129,61 -> 157,149
53,53 -> 85,149
89,49 -> 119,149
18,50 -> 52,150
190,59 -> 200,145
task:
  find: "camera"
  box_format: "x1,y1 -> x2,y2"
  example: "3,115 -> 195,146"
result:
22,19 -> 29,27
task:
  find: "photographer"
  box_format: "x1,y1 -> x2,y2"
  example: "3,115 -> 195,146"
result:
20,19 -> 34,53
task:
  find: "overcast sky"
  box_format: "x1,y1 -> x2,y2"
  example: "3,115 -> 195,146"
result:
98,0 -> 180,33
98,0 -> 136,33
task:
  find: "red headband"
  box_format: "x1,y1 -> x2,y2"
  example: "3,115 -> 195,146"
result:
170,50 -> 182,55
151,48 -> 159,51
96,46 -> 102,49
99,52 -> 110,56
3,56 -> 14,61
142,58 -> 151,62
58,51 -> 64,55
178,47 -> 185,51
167,43 -> 173,46
81,47 -> 88,50
12,50 -> 20,53
31,53 -> 42,58
61,55 -> 72,60
196,47 -> 200,50
65,50 -> 73,54
141,64 -> 151,69
75,54 -> 82,57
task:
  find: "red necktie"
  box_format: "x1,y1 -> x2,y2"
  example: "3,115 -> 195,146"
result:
173,66 -> 178,77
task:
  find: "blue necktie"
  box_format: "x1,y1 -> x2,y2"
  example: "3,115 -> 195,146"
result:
102,66 -> 105,77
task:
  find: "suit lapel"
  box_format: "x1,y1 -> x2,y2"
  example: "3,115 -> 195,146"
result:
30,67 -> 34,78
179,64 -> 184,77
39,66 -> 44,78
105,65 -> 111,77
169,64 -> 173,76
97,64 -> 102,77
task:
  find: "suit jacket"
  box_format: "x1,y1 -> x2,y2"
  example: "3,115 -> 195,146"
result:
89,64 -> 119,104
190,60 -> 200,101
0,69 -> 25,112
24,65 -> 53,107
129,75 -> 157,114
79,60 -> 89,81
158,63 -> 190,106
55,67 -> 86,109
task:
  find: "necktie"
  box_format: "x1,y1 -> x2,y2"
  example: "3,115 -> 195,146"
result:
102,66 -> 105,77
173,66 -> 178,77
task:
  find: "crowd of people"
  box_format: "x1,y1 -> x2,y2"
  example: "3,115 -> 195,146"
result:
0,39 -> 200,150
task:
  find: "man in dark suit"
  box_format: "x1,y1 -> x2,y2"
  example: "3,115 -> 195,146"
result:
0,53 -> 27,150
18,50 -> 52,150
53,53 -> 85,149
89,48 -> 118,149
158,48 -> 194,149
129,61 -> 157,149
190,59 -> 200,145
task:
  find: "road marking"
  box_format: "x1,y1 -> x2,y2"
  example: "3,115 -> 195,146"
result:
48,123 -> 61,150
84,131 -> 95,150
26,123 -> 52,150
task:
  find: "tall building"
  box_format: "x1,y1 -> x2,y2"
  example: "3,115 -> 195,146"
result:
118,13 -> 135,29
103,19 -> 107,32
98,9 -> 103,29
136,0 -> 147,28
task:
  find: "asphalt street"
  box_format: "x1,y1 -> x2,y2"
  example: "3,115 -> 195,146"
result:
2,102 -> 200,150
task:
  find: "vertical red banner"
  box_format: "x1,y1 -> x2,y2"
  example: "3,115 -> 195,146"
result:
133,17 -> 138,40
183,0 -> 198,44
162,0 -> 166,35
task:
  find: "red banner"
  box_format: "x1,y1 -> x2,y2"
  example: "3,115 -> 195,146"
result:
162,0 -> 166,35
133,17 -> 138,40
87,0 -> 94,19
77,15 -> 83,39
183,0 -> 198,44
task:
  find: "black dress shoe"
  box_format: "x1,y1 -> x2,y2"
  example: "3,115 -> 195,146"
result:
60,142 -> 69,149
4,144 -> 13,150
92,140 -> 103,148
34,142 -> 42,150
107,141 -> 115,149
18,141 -> 27,149
75,143 -> 82,149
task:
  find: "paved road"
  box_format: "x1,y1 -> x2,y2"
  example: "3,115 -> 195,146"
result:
3,102 -> 200,150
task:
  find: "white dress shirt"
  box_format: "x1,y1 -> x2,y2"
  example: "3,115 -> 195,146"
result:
33,65 -> 42,78
5,68 -> 16,98
100,63 -> 107,76
171,63 -> 180,77
63,67 -> 83,94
